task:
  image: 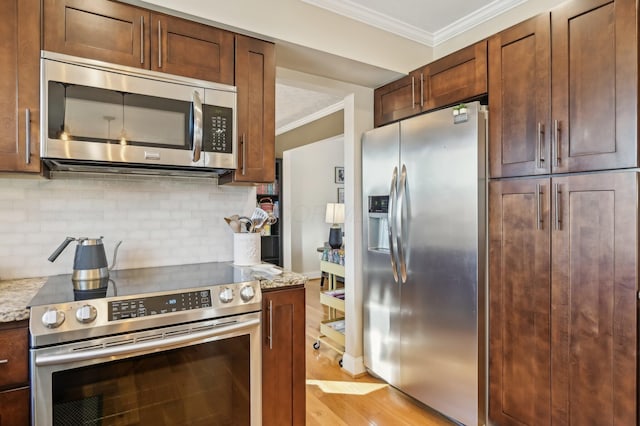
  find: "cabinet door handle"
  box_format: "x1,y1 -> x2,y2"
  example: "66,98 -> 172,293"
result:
553,119 -> 561,167
268,299 -> 273,350
25,108 -> 31,164
537,122 -> 545,168
241,134 -> 246,175
140,16 -> 144,64
0,359 -> 8,365
554,183 -> 562,230
411,76 -> 415,109
420,73 -> 424,108
158,20 -> 162,68
536,183 -> 542,230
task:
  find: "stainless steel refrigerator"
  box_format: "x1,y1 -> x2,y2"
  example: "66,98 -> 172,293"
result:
362,102 -> 487,426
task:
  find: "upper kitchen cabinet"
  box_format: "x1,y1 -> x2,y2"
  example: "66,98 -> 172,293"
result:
551,0 -> 636,174
44,0 -> 149,68
373,71 -> 421,128
220,35 -> 275,184
374,40 -> 487,127
489,0 -> 637,177
489,13 -> 551,178
420,40 -> 487,111
43,0 -> 235,84
150,13 -> 234,84
0,0 -> 40,173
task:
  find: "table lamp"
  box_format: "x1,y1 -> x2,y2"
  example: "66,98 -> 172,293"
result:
325,203 -> 345,249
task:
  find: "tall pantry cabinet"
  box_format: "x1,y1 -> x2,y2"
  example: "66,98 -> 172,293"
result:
488,0 -> 638,425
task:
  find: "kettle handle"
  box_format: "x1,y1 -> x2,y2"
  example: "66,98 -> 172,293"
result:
48,237 -> 76,262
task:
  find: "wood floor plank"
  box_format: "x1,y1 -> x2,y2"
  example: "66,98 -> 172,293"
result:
304,279 -> 454,425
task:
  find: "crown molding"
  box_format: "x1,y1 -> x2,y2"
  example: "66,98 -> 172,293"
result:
276,100 -> 345,136
302,0 -> 434,46
434,0 -> 528,45
303,0 -> 527,47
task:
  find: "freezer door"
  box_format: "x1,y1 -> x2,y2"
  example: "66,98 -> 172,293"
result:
398,102 -> 486,426
362,123 -> 402,386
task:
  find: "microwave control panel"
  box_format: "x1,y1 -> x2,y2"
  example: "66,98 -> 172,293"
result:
203,105 -> 233,153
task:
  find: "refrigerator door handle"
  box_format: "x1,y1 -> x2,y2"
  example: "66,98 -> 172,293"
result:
396,164 -> 408,284
388,166 -> 399,283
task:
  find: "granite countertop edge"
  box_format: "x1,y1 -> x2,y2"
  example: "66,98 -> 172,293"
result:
0,267 -> 307,323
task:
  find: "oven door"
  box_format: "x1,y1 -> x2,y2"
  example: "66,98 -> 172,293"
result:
31,312 -> 261,426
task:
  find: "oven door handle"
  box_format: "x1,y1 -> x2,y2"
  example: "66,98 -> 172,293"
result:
35,318 -> 259,367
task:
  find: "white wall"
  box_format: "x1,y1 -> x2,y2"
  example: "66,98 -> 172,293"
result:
0,175 -> 255,280
283,135 -> 344,276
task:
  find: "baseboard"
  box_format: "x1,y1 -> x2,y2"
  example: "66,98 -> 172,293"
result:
341,353 -> 366,377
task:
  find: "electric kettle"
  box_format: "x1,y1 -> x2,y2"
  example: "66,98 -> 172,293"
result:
48,237 -> 122,290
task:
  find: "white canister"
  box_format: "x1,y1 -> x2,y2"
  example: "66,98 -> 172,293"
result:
233,233 -> 261,266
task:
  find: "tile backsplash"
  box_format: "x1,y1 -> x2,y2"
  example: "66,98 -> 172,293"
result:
0,174 -> 256,280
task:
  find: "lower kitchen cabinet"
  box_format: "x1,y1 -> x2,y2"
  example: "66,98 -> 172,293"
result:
0,321 -> 29,426
489,171 -> 637,425
262,286 -> 305,426
0,387 -> 29,426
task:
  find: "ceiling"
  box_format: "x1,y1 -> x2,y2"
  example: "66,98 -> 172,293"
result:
277,0 -> 525,132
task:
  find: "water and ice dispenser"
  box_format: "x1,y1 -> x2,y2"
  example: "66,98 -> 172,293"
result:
367,195 -> 390,252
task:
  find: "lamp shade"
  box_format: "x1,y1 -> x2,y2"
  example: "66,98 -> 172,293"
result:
325,203 -> 345,225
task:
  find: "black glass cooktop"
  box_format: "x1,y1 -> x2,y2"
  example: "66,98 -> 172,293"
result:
29,262 -> 257,306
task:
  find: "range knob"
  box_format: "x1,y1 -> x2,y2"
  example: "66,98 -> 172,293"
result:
219,287 -> 234,304
76,304 -> 97,324
240,285 -> 255,302
42,308 -> 65,329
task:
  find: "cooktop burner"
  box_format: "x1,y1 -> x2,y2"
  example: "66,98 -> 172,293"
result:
29,262 -> 262,347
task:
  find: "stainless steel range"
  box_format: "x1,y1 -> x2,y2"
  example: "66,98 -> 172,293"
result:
28,262 -> 262,426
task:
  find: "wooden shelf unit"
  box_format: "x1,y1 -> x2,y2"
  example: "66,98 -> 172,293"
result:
314,260 -> 346,364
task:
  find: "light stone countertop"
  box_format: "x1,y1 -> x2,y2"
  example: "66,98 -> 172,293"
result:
0,277 -> 48,322
0,266 -> 307,324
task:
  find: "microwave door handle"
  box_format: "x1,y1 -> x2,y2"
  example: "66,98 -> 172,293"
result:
192,90 -> 203,162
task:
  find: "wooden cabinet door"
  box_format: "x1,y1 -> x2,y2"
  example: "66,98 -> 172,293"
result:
373,72 -> 420,127
489,14 -> 550,178
44,0 -> 149,68
551,171 -> 637,425
0,387 -> 29,426
488,178 -> 551,425
222,35 -> 275,184
0,0 -> 40,173
150,13 -> 234,84
0,326 -> 28,389
262,287 -> 306,426
551,0 -> 637,173
422,40 -> 487,111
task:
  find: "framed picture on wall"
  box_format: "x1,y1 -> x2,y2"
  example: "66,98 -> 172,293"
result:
337,187 -> 345,203
335,167 -> 344,184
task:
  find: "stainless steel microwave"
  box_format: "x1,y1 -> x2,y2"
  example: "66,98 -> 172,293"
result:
41,51 -> 237,177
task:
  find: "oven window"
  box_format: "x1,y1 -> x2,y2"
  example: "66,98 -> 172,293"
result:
51,335 -> 250,425
47,81 -> 192,149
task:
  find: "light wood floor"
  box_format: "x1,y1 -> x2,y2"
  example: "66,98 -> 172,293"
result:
304,278 -> 454,426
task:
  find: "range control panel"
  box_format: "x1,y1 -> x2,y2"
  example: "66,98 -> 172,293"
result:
108,290 -> 211,321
